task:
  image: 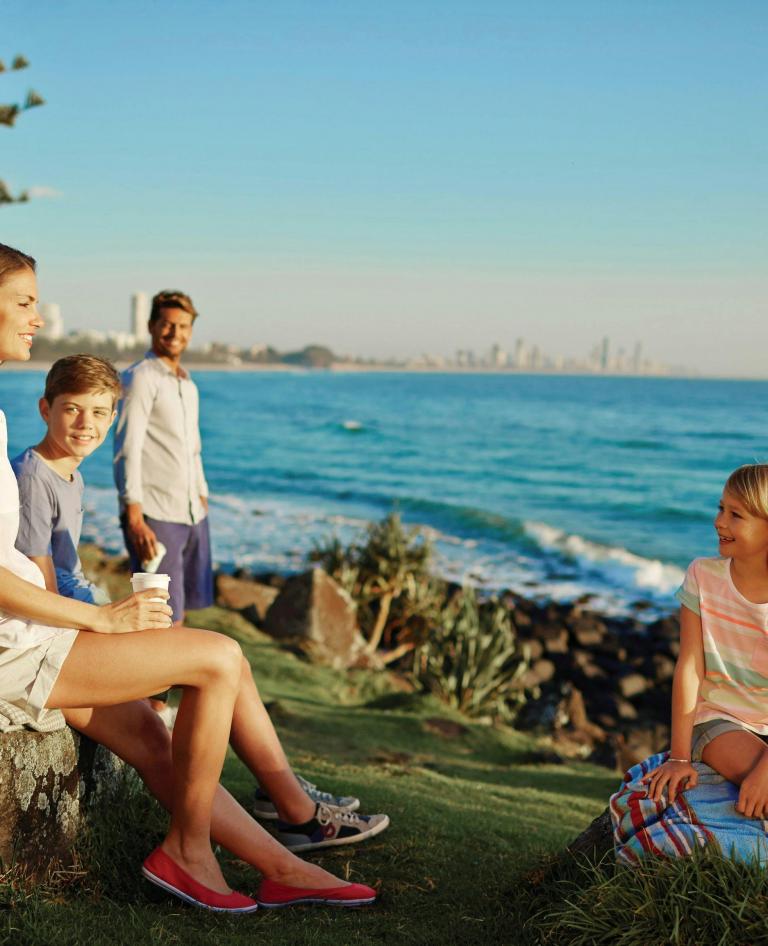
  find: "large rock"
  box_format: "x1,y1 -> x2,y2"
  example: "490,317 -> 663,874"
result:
215,573 -> 279,623
263,568 -> 366,669
0,728 -> 123,873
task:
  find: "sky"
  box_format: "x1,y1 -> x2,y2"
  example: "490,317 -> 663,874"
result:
1,0 -> 766,373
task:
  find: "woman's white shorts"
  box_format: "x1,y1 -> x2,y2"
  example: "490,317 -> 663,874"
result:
0,630 -> 79,723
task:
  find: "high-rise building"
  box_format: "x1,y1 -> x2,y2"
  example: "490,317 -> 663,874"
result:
131,292 -> 150,345
38,302 -> 63,340
600,337 -> 610,372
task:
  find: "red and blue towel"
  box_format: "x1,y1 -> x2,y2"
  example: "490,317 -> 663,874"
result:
610,751 -> 768,865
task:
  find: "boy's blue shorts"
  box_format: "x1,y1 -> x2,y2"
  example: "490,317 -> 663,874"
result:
121,514 -> 214,623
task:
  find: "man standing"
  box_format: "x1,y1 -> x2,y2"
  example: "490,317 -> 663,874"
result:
114,289 -> 213,629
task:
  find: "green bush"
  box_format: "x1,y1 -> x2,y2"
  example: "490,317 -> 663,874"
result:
412,587 -> 528,723
312,513 -> 445,660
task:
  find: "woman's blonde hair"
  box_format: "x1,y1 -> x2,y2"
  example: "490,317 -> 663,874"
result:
725,465 -> 768,520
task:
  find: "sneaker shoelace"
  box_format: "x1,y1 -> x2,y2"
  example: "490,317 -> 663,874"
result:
316,803 -> 365,827
298,776 -> 344,804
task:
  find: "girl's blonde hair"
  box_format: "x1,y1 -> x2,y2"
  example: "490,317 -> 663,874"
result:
725,465 -> 768,520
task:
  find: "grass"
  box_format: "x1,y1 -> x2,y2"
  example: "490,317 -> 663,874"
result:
522,848 -> 768,946
1,605 -> 617,946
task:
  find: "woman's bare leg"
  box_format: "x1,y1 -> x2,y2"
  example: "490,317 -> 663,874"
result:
65,701 -> 353,889
229,656 -> 315,823
48,628 -> 242,893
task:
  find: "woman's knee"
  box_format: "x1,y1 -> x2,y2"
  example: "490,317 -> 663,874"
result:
203,634 -> 243,686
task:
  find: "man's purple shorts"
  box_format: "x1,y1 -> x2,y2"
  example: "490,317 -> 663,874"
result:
121,514 -> 214,622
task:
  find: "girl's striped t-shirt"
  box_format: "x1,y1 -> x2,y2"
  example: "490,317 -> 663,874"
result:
676,556 -> 768,734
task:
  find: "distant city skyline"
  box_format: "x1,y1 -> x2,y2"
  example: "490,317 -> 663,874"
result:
35,291 -> 687,376
2,1 -> 766,376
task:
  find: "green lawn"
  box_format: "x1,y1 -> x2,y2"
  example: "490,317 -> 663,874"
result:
1,607 -> 617,946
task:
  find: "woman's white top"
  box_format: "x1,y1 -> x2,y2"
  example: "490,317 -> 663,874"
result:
0,410 -> 66,648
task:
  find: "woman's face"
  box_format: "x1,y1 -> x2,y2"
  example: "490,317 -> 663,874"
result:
0,267 -> 41,362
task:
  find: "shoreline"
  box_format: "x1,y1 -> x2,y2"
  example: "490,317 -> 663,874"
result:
82,539 -> 676,769
6,359 -> 764,381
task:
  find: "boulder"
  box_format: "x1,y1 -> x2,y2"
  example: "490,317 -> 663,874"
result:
263,568 -> 366,669
0,728 -> 123,873
618,672 -> 650,699
567,806 -> 613,860
215,573 -> 279,623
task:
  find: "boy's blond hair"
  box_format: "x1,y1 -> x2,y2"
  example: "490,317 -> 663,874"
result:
725,464 -> 768,520
44,354 -> 122,408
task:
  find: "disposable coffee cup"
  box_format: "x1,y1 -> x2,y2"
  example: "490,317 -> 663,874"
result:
130,572 -> 171,602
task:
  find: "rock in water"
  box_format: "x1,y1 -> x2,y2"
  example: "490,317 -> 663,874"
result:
263,568 -> 366,669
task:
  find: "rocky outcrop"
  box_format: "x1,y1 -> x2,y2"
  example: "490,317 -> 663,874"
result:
0,728 -> 123,873
263,568 -> 367,669
215,573 -> 279,624
508,595 -> 679,769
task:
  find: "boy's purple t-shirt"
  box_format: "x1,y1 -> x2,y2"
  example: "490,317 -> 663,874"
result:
11,447 -> 97,603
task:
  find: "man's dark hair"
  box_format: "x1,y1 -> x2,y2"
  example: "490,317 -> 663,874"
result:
149,289 -> 198,324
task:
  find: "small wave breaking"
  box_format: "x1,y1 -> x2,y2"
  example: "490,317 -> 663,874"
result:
523,520 -> 684,595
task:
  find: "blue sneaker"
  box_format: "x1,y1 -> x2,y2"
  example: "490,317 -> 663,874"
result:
253,774 -> 360,820
273,803 -> 390,852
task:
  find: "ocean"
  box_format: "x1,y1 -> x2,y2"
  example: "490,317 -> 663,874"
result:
1,370 -> 762,619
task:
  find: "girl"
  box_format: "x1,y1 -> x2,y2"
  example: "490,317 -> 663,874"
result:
646,464 -> 768,821
0,243 -> 377,911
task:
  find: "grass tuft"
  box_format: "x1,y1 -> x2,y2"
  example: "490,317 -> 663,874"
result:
522,846 -> 768,946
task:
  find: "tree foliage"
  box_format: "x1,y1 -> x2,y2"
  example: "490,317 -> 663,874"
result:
1,54 -> 45,205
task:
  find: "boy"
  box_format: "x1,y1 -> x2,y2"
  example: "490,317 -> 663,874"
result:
13,354 -> 370,833
12,354 -> 119,605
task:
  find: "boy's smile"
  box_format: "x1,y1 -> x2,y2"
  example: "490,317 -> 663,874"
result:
37,389 -> 117,476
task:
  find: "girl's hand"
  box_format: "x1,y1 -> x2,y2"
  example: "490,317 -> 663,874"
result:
642,759 -> 698,804
737,770 -> 768,820
95,590 -> 173,634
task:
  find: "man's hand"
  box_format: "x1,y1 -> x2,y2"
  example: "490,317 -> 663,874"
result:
95,589 -> 173,634
737,767 -> 768,820
125,503 -> 158,563
200,495 -> 209,514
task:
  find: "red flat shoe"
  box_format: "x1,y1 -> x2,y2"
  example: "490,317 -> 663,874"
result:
257,877 -> 377,908
142,847 -> 258,913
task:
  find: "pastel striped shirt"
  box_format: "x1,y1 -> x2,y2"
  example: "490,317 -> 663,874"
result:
676,556 -> 768,734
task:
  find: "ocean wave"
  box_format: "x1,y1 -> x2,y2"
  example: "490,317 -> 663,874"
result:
523,520 -> 684,595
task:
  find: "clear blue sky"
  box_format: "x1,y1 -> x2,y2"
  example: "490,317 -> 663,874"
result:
1,1 -> 766,373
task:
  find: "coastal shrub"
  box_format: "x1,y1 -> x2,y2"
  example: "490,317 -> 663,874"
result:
412,588 -> 529,723
524,847 -> 768,946
312,513 -> 445,661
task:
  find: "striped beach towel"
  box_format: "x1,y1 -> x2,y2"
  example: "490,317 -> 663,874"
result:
610,751 -> 768,865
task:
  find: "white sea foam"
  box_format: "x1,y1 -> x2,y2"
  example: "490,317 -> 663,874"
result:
80,485 -> 680,618
523,520 -> 685,595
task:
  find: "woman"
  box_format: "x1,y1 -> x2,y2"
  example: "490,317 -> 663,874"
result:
0,243 -> 376,912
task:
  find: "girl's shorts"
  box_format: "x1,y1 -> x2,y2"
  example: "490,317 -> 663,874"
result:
0,630 -> 79,723
691,717 -> 768,762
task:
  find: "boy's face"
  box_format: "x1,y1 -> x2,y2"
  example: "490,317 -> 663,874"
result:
39,389 -> 117,460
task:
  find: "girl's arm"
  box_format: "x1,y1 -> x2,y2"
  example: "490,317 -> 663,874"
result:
644,605 -> 704,802
0,565 -> 171,634
669,605 -> 705,758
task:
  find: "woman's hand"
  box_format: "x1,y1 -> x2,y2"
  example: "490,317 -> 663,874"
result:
94,590 -> 173,634
642,759 -> 698,804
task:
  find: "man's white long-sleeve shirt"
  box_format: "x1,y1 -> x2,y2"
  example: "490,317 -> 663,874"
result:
113,352 -> 208,525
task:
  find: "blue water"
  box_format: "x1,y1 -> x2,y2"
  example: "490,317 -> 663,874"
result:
1,370 -> 761,617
